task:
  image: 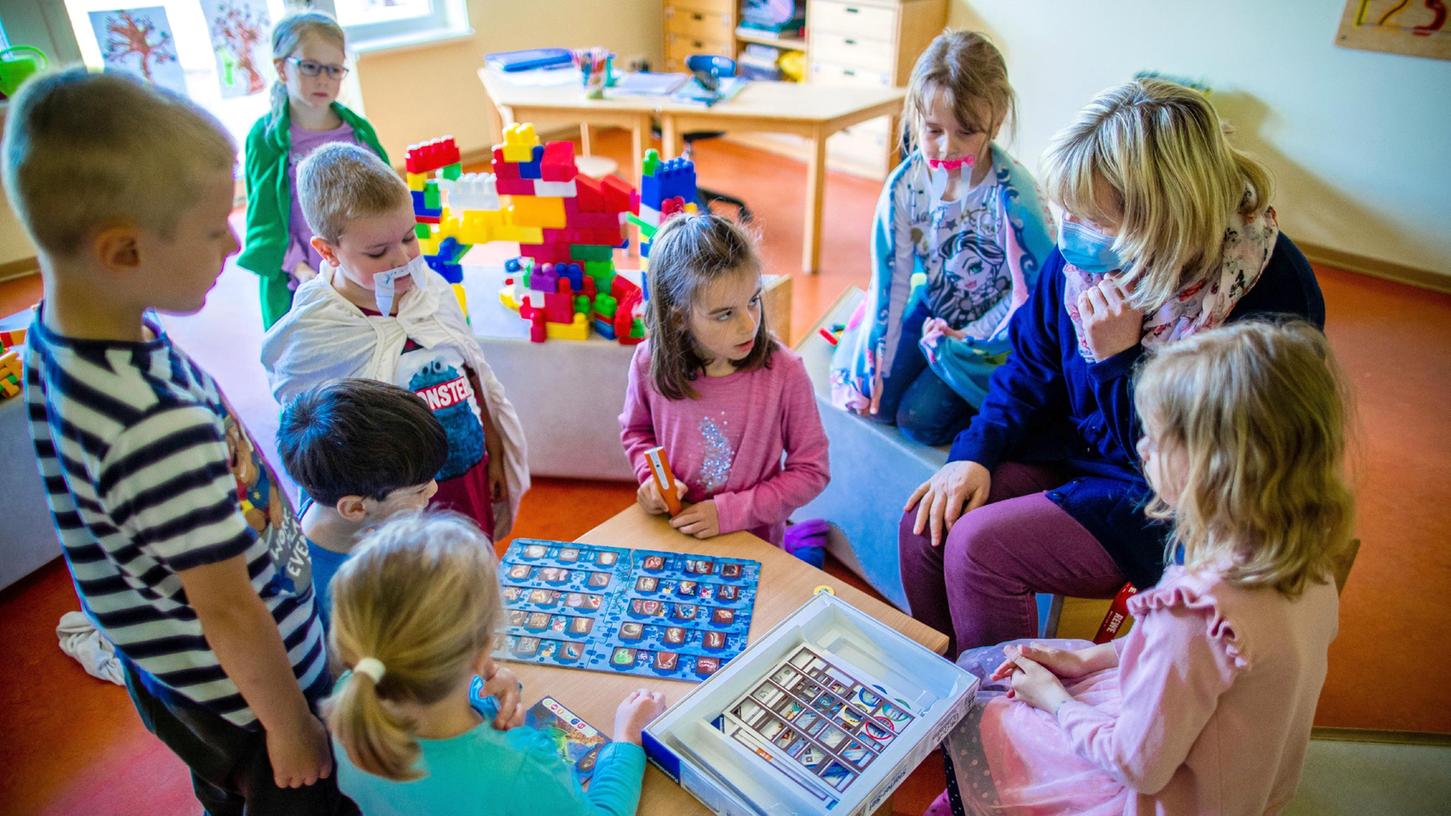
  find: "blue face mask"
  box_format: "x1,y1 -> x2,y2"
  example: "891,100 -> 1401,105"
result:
1059,218 -> 1124,275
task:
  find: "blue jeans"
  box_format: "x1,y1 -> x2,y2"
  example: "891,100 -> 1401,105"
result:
870,294 -> 972,446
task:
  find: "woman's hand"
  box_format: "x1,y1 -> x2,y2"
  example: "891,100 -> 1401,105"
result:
904,460 -> 991,547
1077,279 -> 1143,361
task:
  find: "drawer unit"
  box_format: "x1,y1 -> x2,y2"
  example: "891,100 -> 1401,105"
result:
810,59 -> 892,88
811,0 -> 899,41
812,30 -> 895,75
665,5 -> 734,42
662,0 -> 737,73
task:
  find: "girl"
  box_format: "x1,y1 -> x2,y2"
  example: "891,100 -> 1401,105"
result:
901,79 -> 1326,657
831,30 -> 1054,445
935,320 -> 1354,815
326,512 -> 667,815
239,10 -> 387,329
619,214 -> 829,546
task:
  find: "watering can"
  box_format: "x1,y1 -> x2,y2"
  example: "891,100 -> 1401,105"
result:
0,45 -> 49,99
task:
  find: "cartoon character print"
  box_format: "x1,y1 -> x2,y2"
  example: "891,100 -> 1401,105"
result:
223,414 -> 309,593
405,354 -> 484,480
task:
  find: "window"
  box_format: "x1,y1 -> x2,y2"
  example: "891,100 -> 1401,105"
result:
322,0 -> 472,53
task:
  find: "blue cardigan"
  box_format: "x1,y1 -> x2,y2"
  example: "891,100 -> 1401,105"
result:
948,233 -> 1326,587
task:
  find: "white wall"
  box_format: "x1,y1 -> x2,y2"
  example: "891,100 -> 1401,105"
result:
949,0 -> 1451,278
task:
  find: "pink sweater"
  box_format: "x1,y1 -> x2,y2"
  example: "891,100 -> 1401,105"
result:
952,565 -> 1338,815
619,340 -> 829,545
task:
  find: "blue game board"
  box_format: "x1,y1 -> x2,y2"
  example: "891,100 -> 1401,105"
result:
497,538 -> 761,682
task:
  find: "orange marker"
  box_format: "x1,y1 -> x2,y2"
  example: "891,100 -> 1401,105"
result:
644,446 -> 682,516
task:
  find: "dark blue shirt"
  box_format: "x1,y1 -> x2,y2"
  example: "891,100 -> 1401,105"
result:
948,233 -> 1325,587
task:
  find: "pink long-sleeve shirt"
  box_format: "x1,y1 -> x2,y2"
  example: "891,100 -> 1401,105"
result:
619,340 -> 829,546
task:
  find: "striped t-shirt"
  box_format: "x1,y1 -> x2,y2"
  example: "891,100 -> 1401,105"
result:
24,311 -> 327,727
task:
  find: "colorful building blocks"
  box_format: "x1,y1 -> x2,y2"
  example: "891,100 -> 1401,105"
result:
628,149 -> 699,259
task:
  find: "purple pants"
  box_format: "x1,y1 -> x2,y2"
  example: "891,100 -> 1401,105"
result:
899,462 -> 1126,658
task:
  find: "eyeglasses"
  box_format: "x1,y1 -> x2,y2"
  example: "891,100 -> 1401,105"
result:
287,58 -> 349,79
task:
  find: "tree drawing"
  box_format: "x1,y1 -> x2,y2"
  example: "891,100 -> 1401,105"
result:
211,1 -> 268,94
101,11 -> 177,82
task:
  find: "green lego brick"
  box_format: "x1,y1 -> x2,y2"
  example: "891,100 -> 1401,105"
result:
594,294 -> 618,318
441,162 -> 463,180
570,244 -> 614,262
414,223 -> 432,239
642,148 -> 660,177
573,295 -> 591,314
625,213 -> 657,237
585,259 -> 614,279
424,180 -> 441,210
446,242 -> 472,262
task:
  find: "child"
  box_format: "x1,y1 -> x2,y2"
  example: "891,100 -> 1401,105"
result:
5,69 -> 350,812
831,30 -> 1054,446
261,143 -> 528,542
620,213 -> 829,546
276,378 -> 447,630
239,10 -> 388,329
939,321 -> 1354,815
326,512 -> 666,814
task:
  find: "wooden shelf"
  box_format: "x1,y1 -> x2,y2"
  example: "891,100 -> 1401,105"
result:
735,29 -> 807,50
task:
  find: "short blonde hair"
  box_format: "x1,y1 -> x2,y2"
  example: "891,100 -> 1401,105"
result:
325,512 -> 501,780
297,142 -> 409,243
1135,321 -> 1355,597
1,67 -> 236,258
267,11 -> 347,135
1043,79 -> 1273,311
901,30 -> 1016,152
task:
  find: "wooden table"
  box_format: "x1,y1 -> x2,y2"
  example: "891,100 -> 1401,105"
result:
505,505 -> 948,815
477,69 -> 905,274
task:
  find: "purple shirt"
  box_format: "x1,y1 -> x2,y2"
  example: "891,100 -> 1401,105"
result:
282,123 -> 360,279
620,340 -> 829,546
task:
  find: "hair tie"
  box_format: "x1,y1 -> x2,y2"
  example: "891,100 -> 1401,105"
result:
354,657 -> 386,684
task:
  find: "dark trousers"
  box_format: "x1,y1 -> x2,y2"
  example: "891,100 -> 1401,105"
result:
123,662 -> 358,816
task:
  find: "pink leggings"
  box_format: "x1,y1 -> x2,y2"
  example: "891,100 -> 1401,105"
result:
898,462 -> 1126,658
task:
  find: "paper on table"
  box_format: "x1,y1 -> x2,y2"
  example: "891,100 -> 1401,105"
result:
496,66 -> 579,87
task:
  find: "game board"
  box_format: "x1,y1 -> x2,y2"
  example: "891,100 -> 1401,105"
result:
497,538 -> 761,682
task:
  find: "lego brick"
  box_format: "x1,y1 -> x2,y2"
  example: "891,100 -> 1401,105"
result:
518,145 -> 545,180
544,312 -> 590,341
574,175 -> 605,212
542,291 -> 575,324
494,223 -> 545,245
601,175 -> 635,214
541,141 -> 578,181
492,151 -> 521,180
406,171 -> 430,191
451,282 -> 469,317
509,196 -> 566,229
441,163 -> 463,181
406,136 -> 460,174
496,177 -> 536,197
498,123 -> 540,163
570,244 -> 614,262
641,148 -> 661,178
424,180 -> 442,210
532,179 -> 577,198
0,329 -> 28,348
442,173 -> 499,211
414,222 -> 433,239
518,243 -> 570,265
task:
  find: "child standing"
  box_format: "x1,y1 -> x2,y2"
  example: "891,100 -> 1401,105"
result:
261,143 -> 528,542
326,512 -> 666,815
6,69 -> 350,813
620,214 -> 829,546
940,321 -> 1354,815
276,378 -> 447,630
239,10 -> 388,329
831,31 -> 1054,445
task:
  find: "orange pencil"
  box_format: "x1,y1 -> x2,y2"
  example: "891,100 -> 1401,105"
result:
644,446 -> 682,516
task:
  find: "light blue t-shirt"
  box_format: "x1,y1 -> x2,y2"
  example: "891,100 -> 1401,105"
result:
308,540 -> 348,632
332,676 -> 646,816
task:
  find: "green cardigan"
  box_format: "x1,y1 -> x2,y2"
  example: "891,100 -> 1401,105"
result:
238,102 -> 388,329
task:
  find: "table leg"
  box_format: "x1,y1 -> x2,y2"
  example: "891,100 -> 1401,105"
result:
630,114 -> 650,185
802,126 -> 827,273
661,115 -> 683,160
580,122 -> 593,156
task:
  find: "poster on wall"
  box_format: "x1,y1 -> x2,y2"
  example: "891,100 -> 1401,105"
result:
88,7 -> 186,94
1336,1 -> 1451,61
203,0 -> 272,98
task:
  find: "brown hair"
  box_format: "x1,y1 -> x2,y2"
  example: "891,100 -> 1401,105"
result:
644,213 -> 773,400
324,512 -> 502,780
297,142 -> 409,243
1135,320 -> 1355,597
901,30 -> 1016,152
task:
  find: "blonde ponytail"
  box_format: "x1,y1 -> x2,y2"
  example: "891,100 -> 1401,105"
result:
324,511 -> 503,781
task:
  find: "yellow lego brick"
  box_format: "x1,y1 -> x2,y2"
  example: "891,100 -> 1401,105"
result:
499,286 -> 521,311
406,171 -> 430,191
451,283 -> 469,317
545,312 -> 589,341
498,122 -> 539,163
458,210 -> 503,245
493,223 -> 544,245
507,196 -> 566,229
418,235 -> 442,257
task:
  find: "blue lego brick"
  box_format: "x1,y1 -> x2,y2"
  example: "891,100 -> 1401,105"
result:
519,145 -> 545,180
640,157 -> 697,210
556,262 -> 584,293
425,254 -> 464,283
592,316 -> 617,340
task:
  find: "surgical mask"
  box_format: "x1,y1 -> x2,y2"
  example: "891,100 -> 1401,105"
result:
925,155 -> 974,204
1059,218 -> 1124,275
371,255 -> 428,315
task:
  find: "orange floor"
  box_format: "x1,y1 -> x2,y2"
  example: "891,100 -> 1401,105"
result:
1,129 -> 1448,815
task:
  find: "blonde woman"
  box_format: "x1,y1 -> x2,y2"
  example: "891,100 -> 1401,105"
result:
936,320 -> 1353,814
327,512 -> 665,815
900,79 -> 1325,656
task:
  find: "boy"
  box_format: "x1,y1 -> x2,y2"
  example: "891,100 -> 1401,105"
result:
260,143 -> 528,542
276,378 -> 445,628
4,70 -> 351,813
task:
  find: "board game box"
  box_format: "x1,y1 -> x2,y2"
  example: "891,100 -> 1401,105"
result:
642,592 -> 979,815
496,538 -> 762,682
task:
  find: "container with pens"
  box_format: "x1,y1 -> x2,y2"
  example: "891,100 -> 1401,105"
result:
573,47 -> 614,99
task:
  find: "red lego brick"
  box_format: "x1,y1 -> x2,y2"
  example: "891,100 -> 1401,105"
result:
519,243 -> 569,264
601,175 -> 634,214
574,176 -> 605,212
496,177 -> 536,196
541,141 -> 577,182
543,291 -> 574,323
406,137 -> 460,174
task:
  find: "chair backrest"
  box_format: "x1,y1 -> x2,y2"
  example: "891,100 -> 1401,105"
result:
1333,538 -> 1360,595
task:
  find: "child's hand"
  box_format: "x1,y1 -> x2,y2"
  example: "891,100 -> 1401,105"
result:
481,661 -> 525,730
1077,279 -> 1143,361
637,475 -> 686,516
613,688 -> 667,745
1003,651 -> 1072,715
266,712 -> 333,788
487,454 -> 508,503
670,499 -> 719,538
991,643 -> 1102,682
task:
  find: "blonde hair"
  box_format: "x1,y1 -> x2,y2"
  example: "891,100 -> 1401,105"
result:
1,67 -> 235,258
1042,79 -> 1273,311
901,30 -> 1016,153
645,213 -> 773,400
325,512 -> 502,780
297,142 -> 409,243
267,11 -> 346,135
1135,321 -> 1355,597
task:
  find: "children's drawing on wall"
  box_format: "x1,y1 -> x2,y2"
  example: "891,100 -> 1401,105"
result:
88,7 -> 186,93
203,0 -> 271,98
1336,0 -> 1451,60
